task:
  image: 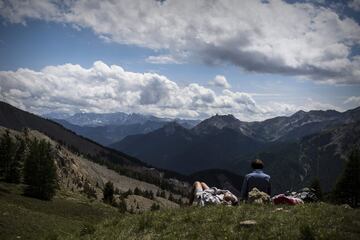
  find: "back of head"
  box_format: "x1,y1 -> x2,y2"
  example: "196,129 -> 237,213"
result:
251,159 -> 264,169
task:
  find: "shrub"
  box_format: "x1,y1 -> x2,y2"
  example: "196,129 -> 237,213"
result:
150,203 -> 160,211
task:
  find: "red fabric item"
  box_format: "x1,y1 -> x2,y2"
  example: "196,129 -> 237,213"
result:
272,194 -> 304,205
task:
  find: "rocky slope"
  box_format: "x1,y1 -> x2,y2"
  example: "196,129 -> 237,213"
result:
0,101 -> 191,196
0,126 -> 183,210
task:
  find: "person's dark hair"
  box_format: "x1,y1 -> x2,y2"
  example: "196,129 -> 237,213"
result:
251,159 -> 264,169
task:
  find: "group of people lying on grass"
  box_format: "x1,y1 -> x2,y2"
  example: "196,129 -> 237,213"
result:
189,159 -> 314,206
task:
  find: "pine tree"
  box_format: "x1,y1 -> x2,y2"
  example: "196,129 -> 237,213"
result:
309,178 -> 322,201
134,187 -> 141,195
160,190 -> 166,198
149,190 -> 154,200
333,149 -> 360,207
168,193 -> 174,202
0,130 -> 16,181
103,181 -> 115,204
23,139 -> 57,200
8,137 -> 27,183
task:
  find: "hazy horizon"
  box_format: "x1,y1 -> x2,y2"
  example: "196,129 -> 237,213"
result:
40,104 -> 360,122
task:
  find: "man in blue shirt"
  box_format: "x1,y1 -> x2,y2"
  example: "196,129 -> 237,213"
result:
240,159 -> 271,200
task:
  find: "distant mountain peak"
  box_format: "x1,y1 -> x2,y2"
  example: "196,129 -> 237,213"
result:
211,113 -> 237,120
204,114 -> 240,125
192,114 -> 243,135
292,110 -> 306,117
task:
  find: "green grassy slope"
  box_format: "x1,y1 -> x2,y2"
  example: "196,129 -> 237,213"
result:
0,182 -> 119,240
1,181 -> 360,240
66,203 -> 360,240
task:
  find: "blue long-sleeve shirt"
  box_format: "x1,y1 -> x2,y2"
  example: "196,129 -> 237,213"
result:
240,169 -> 271,200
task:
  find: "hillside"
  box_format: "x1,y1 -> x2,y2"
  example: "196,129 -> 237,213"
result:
0,182 -> 118,240
0,101 -> 138,165
63,203 -> 360,240
0,101 -> 192,196
2,181 -> 359,240
0,127 -> 184,209
243,121 -> 360,193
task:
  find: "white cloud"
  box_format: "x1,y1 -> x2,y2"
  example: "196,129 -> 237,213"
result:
1,61 -> 341,121
0,0 -> 359,84
146,55 -> 181,64
349,0 -> 360,11
0,61 -> 258,120
344,96 -> 360,105
209,75 -> 231,89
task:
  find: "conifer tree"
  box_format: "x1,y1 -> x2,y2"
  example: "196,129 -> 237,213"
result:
160,190 -> 166,198
149,190 -> 154,200
134,187 -> 141,195
168,193 -> 174,202
309,178 -> 323,200
103,181 -> 115,204
23,139 -> 57,200
0,130 -> 16,180
333,149 -> 360,207
7,137 -> 27,183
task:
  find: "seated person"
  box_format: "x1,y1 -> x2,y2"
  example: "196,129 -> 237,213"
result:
240,159 -> 271,200
189,181 -> 238,206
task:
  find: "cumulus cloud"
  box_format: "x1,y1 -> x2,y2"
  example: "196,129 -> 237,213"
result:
2,61 -> 340,121
209,75 -> 231,89
0,61 -> 265,120
0,0 -> 359,84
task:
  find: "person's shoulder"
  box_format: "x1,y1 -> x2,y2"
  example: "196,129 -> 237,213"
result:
245,172 -> 254,178
263,172 -> 271,179
255,171 -> 270,179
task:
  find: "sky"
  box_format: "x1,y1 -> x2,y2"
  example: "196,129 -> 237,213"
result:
0,0 -> 359,121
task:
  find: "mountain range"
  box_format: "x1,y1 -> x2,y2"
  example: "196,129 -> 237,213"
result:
44,112 -> 200,146
112,107 -> 360,193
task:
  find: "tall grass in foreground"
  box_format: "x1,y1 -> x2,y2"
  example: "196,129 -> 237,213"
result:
65,203 -> 360,240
